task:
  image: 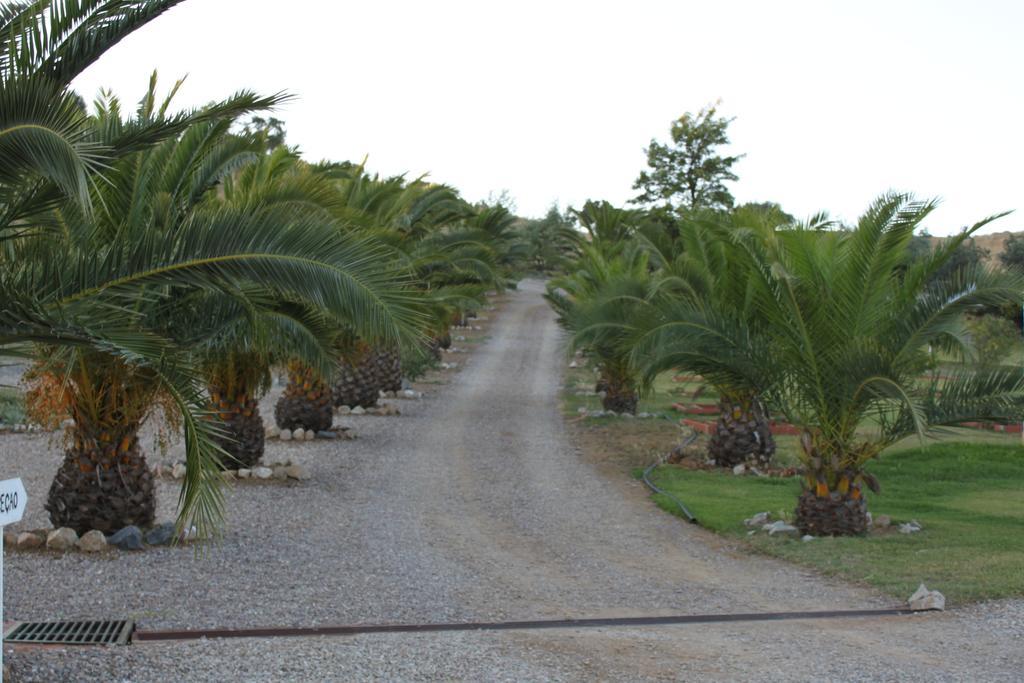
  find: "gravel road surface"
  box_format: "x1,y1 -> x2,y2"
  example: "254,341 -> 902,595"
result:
2,280 -> 1021,681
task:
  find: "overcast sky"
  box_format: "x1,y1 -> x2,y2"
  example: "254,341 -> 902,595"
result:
73,0 -> 1022,234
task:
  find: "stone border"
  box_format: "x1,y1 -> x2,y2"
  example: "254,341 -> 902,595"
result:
3,521 -> 194,555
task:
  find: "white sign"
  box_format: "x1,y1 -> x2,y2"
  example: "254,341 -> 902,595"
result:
2,478 -> 25,680
0,478 -> 25,526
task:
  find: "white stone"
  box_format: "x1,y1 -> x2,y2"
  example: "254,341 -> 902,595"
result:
272,466 -> 289,480
220,470 -> 236,481
909,584 -> 946,611
744,512 -> 771,528
292,427 -> 305,440
265,425 -> 280,438
732,464 -> 746,475
46,527 -> 79,551
171,462 -> 187,479
765,521 -> 800,537
875,514 -> 892,529
337,405 -> 351,415
279,429 -> 292,441
237,469 -> 251,479
801,535 -> 815,542
285,465 -> 311,481
899,521 -> 922,534
351,406 -> 366,415
304,429 -> 315,441
253,466 -> 273,480
77,530 -> 108,553
577,407 -> 588,414
17,532 -> 43,549
569,360 -> 579,368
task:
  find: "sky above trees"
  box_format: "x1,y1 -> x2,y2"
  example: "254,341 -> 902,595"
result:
72,0 -> 1022,234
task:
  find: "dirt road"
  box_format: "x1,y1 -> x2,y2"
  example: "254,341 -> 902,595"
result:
4,280 -> 1021,681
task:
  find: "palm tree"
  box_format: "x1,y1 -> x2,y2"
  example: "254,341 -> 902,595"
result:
635,194 -> 1024,535
547,245 -> 657,414
0,0 -> 288,535
12,73 -> 423,535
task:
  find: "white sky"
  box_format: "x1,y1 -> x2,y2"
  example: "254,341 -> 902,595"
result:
73,0 -> 1022,234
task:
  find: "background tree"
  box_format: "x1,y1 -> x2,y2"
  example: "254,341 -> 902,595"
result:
240,115 -> 288,150
632,103 -> 743,216
998,233 -> 1024,271
519,204 -> 579,273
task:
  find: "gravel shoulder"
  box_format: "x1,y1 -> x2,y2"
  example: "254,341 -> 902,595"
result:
2,280 -> 1022,681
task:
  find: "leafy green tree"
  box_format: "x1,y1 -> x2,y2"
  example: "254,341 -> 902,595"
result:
240,115 -> 288,150
998,233 -> 1024,271
520,204 -> 579,273
632,103 -> 743,215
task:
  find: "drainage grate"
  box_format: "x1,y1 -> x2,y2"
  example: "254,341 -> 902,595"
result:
4,620 -> 133,646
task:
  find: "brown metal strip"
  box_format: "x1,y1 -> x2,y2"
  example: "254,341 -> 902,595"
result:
133,608 -> 917,643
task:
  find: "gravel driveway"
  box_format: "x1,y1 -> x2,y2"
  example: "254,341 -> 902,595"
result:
2,280 -> 1022,681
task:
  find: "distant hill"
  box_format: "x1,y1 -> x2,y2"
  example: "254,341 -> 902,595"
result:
927,231 -> 1023,264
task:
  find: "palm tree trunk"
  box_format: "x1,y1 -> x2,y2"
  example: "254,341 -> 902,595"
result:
209,384 -> 264,469
45,422 -> 155,535
600,367 -> 638,414
274,361 -> 333,432
708,393 -> 775,467
795,488 -> 869,536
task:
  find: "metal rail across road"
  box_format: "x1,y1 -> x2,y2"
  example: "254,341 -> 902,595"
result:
132,607 -> 921,643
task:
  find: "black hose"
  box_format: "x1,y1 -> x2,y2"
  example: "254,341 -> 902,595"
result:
642,428 -> 699,524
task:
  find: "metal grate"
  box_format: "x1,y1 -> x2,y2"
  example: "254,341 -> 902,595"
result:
4,620 -> 133,646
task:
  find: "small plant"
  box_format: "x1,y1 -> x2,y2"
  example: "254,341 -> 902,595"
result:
0,387 -> 26,426
401,343 -> 440,382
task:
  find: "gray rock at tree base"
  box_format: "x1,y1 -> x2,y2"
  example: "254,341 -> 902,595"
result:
801,535 -> 815,543
733,464 -> 746,475
221,469 -> 236,481
744,512 -> 771,528
16,532 -> 43,549
3,530 -> 17,548
292,427 -> 305,441
285,465 -> 311,481
279,429 -> 292,441
46,527 -> 79,551
253,466 -> 273,480
874,514 -> 892,529
108,525 -> 144,551
899,520 -> 923,534
304,429 -> 315,441
765,521 -> 800,537
272,467 -> 289,480
316,430 -> 338,439
401,378 -> 412,390
171,462 -> 187,479
337,405 -> 351,415
351,406 -> 366,415
237,468 -> 251,479
145,523 -> 176,547
265,424 -> 280,439
909,584 -> 946,611
77,530 -> 108,553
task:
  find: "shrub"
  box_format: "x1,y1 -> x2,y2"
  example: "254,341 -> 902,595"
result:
966,314 -> 1019,363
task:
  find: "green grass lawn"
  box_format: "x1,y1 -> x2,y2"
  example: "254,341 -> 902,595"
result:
643,443 -> 1024,604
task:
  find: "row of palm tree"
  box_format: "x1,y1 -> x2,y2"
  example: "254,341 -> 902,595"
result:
548,196 -> 1024,535
2,1 -> 523,538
